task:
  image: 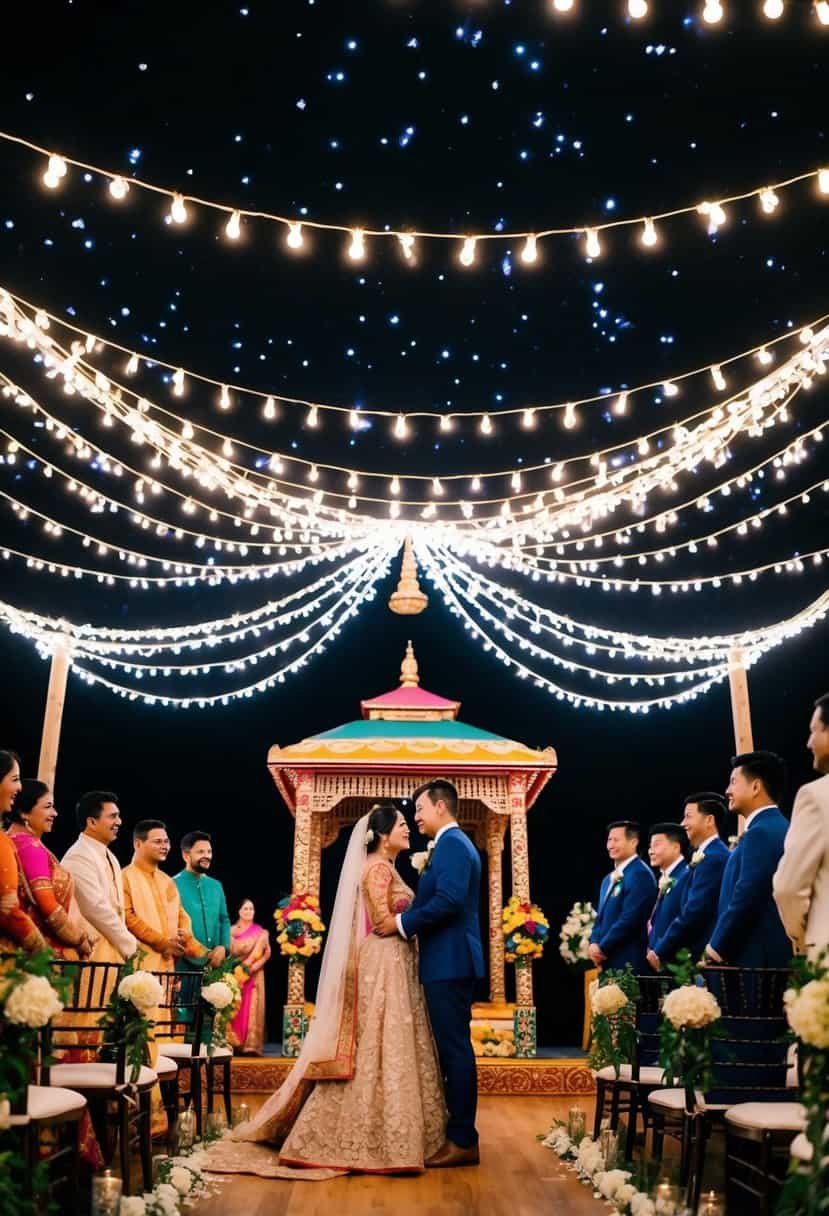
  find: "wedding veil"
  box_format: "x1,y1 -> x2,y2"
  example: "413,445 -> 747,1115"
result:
233,812 -> 370,1141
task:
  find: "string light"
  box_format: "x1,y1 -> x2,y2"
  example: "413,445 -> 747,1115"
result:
563,402 -> 578,428
218,384 -> 232,411
613,392 -> 629,416
169,193 -> 188,224
628,0 -> 649,17
584,228 -> 602,258
42,153 -> 67,190
698,200 -> 727,232
347,228 -> 365,261
641,217 -> 659,247
394,413 -> 409,440
817,1 -> 829,25
286,222 -> 304,249
225,210 -> 242,240
759,187 -> 780,214
521,235 -> 539,264
439,415 -> 454,433
702,0 -> 724,22
108,175 -> 130,201
263,396 -> 276,421
710,364 -> 727,392
459,237 -> 477,267
763,0 -> 785,19
172,368 -> 185,397
398,233 -> 416,262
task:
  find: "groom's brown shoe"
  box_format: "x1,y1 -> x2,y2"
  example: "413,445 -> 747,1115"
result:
425,1139 -> 480,1168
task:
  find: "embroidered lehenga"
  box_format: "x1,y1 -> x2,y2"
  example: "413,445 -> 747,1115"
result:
205,816 -> 446,1178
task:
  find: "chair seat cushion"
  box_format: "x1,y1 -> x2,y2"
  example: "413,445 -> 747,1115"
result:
725,1103 -> 806,1133
155,1055 -> 178,1077
28,1084 -> 87,1120
596,1065 -> 667,1085
160,1042 -> 232,1060
50,1063 -> 157,1089
648,1088 -> 686,1112
789,1133 -> 813,1162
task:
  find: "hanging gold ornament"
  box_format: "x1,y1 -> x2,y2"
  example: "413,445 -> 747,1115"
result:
388,536 -> 428,615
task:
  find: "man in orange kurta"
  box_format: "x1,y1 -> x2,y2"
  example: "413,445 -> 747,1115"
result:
121,819 -> 205,972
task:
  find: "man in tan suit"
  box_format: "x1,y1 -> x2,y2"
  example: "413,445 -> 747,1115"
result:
774,692 -> 829,957
61,790 -> 137,963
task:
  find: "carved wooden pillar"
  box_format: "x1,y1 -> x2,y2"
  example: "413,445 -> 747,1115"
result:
485,810 -> 508,1003
508,772 -> 534,1010
283,770 -> 314,1054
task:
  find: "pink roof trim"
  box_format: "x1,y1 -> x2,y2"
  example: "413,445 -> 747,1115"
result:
361,685 -> 460,712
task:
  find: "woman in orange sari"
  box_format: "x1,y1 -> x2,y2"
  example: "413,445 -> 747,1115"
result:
6,780 -> 95,959
0,751 -> 46,952
229,899 -> 271,1055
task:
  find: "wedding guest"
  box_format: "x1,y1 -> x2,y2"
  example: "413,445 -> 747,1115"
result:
173,830 -> 231,975
230,898 -> 271,1055
0,749 -> 46,952
5,779 -> 94,959
706,751 -> 792,967
648,793 -> 730,968
645,822 -> 690,971
774,692 -> 829,957
61,790 -> 137,964
122,820 -> 204,973
588,820 -> 656,973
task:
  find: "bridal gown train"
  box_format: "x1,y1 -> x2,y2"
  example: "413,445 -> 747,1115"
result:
205,860 -> 447,1177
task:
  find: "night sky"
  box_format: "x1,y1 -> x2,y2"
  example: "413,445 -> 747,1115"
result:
0,0 -> 827,1043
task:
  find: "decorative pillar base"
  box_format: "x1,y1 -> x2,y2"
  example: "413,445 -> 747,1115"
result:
513,1006 -> 537,1058
582,968 -> 599,1051
282,1004 -> 306,1057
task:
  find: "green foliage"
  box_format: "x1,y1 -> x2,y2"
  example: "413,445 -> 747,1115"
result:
588,965 -> 640,1076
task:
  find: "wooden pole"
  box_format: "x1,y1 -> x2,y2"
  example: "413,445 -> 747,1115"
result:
37,636 -> 71,790
727,646 -> 754,833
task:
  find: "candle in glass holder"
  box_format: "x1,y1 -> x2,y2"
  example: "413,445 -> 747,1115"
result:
654,1181 -> 681,1216
568,1105 -> 586,1140
177,1104 -> 196,1151
697,1191 -> 725,1216
233,1101 -> 251,1128
599,1126 -> 619,1168
206,1109 -> 228,1140
91,1169 -> 122,1216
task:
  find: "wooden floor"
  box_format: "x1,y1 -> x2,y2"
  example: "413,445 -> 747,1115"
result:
197,1097 -> 598,1216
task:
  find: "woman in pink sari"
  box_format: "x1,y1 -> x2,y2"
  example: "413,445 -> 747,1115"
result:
230,899 -> 271,1055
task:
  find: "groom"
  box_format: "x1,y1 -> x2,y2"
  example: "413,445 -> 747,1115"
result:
376,778 -> 484,1167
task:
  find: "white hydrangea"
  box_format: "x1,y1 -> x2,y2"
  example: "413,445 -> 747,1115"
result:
591,982 -> 629,1017
4,975 -> 63,1027
559,901 -> 597,964
597,1168 -> 633,1199
576,1136 -> 604,1178
119,1198 -> 147,1216
615,1183 -> 639,1210
118,970 -> 164,1013
167,1165 -> 194,1196
661,984 -> 721,1029
151,1182 -> 180,1216
785,980 -> 829,1049
201,981 -> 234,1010
631,1193 -> 656,1216
543,1127 -> 573,1154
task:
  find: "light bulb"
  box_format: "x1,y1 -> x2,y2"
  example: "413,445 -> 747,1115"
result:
170,193 -> 188,224
439,415 -> 453,432
759,187 -> 779,214
470,476 -> 482,492
263,397 -> 276,420
43,154 -> 67,189
763,0 -> 784,18
125,354 -> 139,376
348,228 -> 365,260
269,453 -> 284,474
757,347 -> 774,365
817,1 -> 829,24
349,408 -> 360,429
662,381 -> 679,397
584,228 -> 602,258
702,0 -> 724,22
710,365 -> 727,391
511,472 -> 522,491
394,414 -> 409,439
308,465 -> 319,483
628,0 -> 648,16
480,414 -> 493,435
389,501 -> 401,519
432,477 -> 444,495
225,210 -> 242,240
286,222 -> 304,249
459,236 -> 477,267
818,169 -> 829,194
611,392 -> 628,416
398,233 -> 416,261
109,175 -> 129,200
641,217 -> 658,248
800,327 -> 814,344
347,472 -> 359,490
222,438 -> 234,457
552,0 -> 575,11
172,368 -> 185,397
218,385 -> 231,410
181,421 -> 194,440
306,405 -> 319,427
390,476 -> 401,496
521,234 -> 538,264
563,402 -> 577,428
522,408 -> 536,428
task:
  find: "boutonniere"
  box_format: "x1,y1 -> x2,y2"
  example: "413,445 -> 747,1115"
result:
657,874 -> 676,897
610,875 -> 623,898
690,849 -> 705,868
727,834 -> 741,851
411,841 -> 435,875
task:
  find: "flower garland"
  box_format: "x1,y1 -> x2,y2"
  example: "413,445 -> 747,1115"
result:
657,951 -> 722,1091
201,958 -> 248,1049
98,953 -> 164,1083
778,949 -> 829,1216
588,966 -> 640,1075
541,1124 -> 658,1216
274,892 -> 326,960
117,1141 -> 218,1214
502,896 -> 550,963
559,901 -> 597,968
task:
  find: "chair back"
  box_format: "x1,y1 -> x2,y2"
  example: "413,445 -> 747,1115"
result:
44,959 -> 129,1084
695,965 -> 791,1106
150,968 -> 214,1055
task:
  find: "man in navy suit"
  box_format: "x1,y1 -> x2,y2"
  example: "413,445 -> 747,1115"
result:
646,822 -> 690,970
648,793 -> 730,969
588,820 -> 657,973
376,778 -> 484,1168
706,751 -> 793,967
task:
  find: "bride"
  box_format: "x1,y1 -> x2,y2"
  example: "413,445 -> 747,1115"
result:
208,805 -> 447,1176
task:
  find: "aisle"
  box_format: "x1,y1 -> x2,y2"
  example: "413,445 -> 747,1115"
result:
198,1097 -> 597,1216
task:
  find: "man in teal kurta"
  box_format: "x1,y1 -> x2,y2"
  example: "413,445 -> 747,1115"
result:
173,830 -> 231,976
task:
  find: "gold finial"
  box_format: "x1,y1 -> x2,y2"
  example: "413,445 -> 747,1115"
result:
388,535 -> 428,616
400,640 -> 420,687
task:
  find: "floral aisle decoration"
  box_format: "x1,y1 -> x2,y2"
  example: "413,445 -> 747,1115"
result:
0,949 -> 72,1216
588,966 -> 640,1076
117,1142 -> 218,1215
778,948 -> 829,1216
657,951 -> 722,1091
470,1021 -> 517,1058
201,957 -> 248,1050
541,1119 -> 672,1216
274,892 -> 326,960
559,901 -> 597,968
98,952 -> 163,1084
502,895 -> 550,965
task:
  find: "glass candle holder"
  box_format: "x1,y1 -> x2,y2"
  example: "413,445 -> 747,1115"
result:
91,1169 -> 122,1216
654,1181 -> 682,1216
233,1101 -> 251,1128
177,1104 -> 197,1151
206,1109 -> 228,1140
697,1191 -> 725,1216
568,1105 -> 586,1141
599,1127 -> 619,1169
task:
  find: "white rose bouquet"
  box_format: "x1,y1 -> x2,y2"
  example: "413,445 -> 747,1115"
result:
588,966 -> 640,1077
658,950 -> 723,1091
3,974 -> 64,1028
559,901 -> 597,968
118,970 -> 164,1013
98,954 -> 158,1084
778,950 -> 829,1215
784,979 -> 829,1050
590,982 -> 629,1017
201,981 -> 234,1011
661,985 -> 721,1030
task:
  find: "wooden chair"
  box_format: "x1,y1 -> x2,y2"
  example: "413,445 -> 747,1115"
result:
592,973 -> 674,1160
647,965 -> 792,1210
8,1076 -> 87,1214
44,960 -> 156,1195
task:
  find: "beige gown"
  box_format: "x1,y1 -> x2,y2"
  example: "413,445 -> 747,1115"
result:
208,859 -> 447,1177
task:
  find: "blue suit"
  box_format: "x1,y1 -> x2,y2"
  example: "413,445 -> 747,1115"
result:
709,807 -> 792,966
401,825 -> 484,1148
591,856 -> 657,973
648,860 -> 690,965
651,836 -> 729,963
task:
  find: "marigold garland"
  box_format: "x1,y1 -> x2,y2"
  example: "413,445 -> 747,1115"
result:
274,891 -> 326,960
502,895 -> 549,963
